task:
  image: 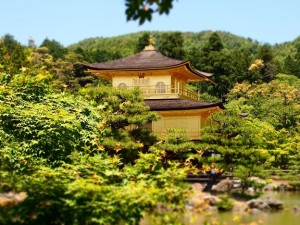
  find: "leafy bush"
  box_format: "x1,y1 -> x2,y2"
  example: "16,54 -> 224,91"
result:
0,92 -> 101,169
0,69 -> 191,224
216,194 -> 234,211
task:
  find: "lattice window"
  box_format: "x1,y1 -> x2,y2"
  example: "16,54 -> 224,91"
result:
156,82 -> 166,93
118,83 -> 127,89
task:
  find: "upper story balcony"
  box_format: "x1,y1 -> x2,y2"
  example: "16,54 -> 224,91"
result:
119,85 -> 201,101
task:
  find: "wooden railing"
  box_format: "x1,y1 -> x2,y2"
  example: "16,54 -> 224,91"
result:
178,88 -> 200,101
120,85 -> 200,101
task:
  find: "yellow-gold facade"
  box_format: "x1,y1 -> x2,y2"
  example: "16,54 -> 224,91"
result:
84,45 -> 223,139
151,107 -> 220,139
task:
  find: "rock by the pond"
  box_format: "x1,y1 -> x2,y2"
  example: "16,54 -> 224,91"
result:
292,205 -> 300,214
278,183 -> 295,191
247,196 -> 283,212
248,208 -> 262,214
191,183 -> 204,193
232,201 -> 249,212
212,179 -> 234,192
264,183 -> 278,191
247,199 -> 271,211
263,180 -> 296,191
203,194 -> 220,206
188,184 -> 221,212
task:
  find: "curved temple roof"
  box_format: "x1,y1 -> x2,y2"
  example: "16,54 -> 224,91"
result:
84,48 -> 212,79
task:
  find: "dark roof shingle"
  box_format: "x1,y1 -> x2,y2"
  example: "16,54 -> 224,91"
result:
84,49 -> 212,78
144,99 -> 224,111
85,50 -> 185,70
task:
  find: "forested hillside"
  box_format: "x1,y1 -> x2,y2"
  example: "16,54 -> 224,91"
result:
0,31 -> 300,224
68,30 -> 300,99
68,31 -> 259,55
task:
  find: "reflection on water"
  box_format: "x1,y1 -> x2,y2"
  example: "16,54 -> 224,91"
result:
141,192 -> 300,225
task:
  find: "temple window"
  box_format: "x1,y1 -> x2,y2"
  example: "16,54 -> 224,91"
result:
118,83 -> 127,89
156,82 -> 166,93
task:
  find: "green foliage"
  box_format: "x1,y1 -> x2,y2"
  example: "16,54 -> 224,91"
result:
0,34 -> 28,75
2,29 -> 300,224
274,36 -> 300,77
198,92 -> 220,102
204,32 -> 224,52
253,44 -> 277,82
66,30 -> 300,100
68,33 -> 140,58
216,194 -> 234,211
67,30 -> 270,100
157,32 -> 185,59
273,73 -> 300,87
1,151 -> 190,224
289,181 -> 300,190
125,0 -> 174,25
0,72 -> 101,169
227,75 -> 300,130
0,62 -> 192,224
135,32 -> 150,53
90,49 -> 122,63
202,76 -> 300,182
79,86 -> 158,163
233,165 -> 266,191
40,38 -> 68,60
198,100 -> 279,185
68,30 -> 258,61
187,32 -> 254,99
148,128 -> 203,172
1,157 -> 158,224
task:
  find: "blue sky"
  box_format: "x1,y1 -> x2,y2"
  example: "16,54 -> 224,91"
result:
1,0 -> 300,46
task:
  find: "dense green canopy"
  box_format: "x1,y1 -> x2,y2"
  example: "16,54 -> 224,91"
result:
0,32 -> 300,224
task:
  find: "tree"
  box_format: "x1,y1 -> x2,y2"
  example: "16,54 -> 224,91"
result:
79,86 -> 159,164
2,34 -> 22,53
135,32 -> 150,53
283,55 -> 299,76
74,47 -> 93,62
157,32 -> 185,59
40,38 -> 68,60
203,32 -> 224,52
227,75 -> 300,130
0,34 -> 28,74
253,44 -> 277,82
199,102 -> 276,190
192,32 -> 231,99
224,76 -> 300,172
125,0 -> 174,25
90,49 -> 121,63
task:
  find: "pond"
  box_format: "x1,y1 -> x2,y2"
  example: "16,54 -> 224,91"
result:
141,191 -> 300,225
204,191 -> 300,225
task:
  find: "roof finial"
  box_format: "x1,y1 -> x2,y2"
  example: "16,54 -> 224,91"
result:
149,35 -> 155,46
144,35 -> 155,51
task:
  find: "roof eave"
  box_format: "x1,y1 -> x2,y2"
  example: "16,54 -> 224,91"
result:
83,60 -> 190,71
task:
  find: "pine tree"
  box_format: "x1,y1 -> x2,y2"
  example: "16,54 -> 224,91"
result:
135,32 -> 150,53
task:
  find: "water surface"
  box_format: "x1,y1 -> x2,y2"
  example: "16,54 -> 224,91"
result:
194,191 -> 300,225
142,191 -> 300,225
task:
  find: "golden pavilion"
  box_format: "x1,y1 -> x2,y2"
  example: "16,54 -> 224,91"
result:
84,43 -> 224,139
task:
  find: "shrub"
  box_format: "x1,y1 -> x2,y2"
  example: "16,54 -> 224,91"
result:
216,194 -> 234,211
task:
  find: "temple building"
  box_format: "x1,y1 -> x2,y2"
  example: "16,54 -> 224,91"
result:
84,43 -> 224,139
